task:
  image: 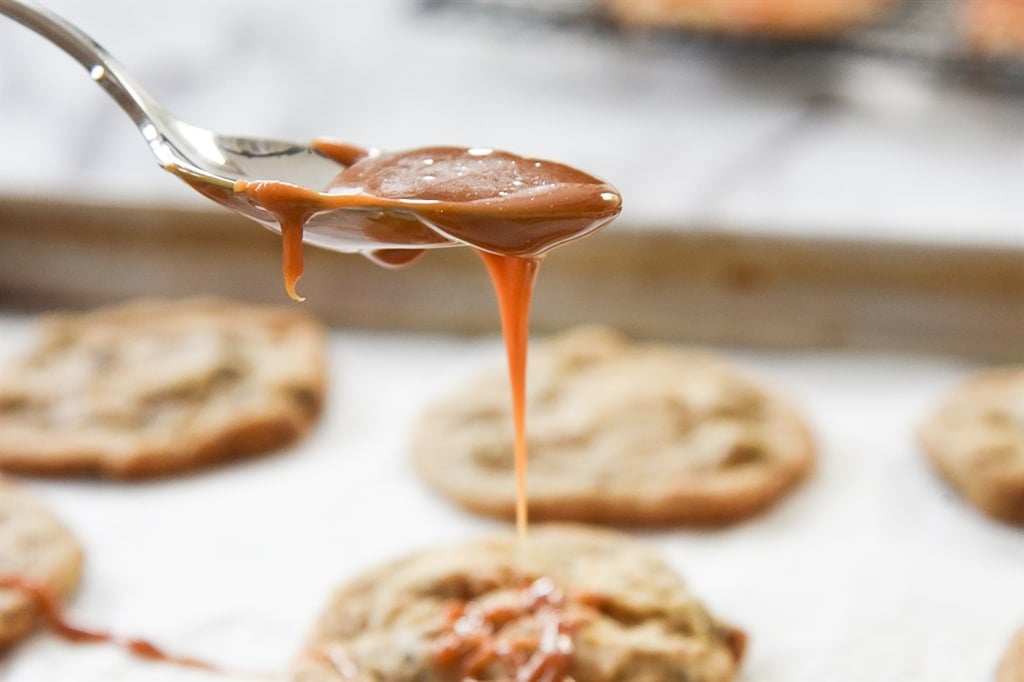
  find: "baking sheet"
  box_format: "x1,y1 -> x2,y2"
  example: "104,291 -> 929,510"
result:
3,198 -> 1022,362
1,312 -> 1022,682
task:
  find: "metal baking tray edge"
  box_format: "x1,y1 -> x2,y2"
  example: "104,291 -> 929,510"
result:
1,195 -> 1021,361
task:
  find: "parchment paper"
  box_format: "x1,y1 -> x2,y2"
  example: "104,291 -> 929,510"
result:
0,314 -> 1021,682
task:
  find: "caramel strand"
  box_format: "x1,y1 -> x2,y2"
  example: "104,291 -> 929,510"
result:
310,139 -> 371,167
0,574 -> 278,678
233,179 -> 318,302
479,252 -> 541,541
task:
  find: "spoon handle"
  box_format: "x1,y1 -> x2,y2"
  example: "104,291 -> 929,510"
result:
0,0 -> 162,135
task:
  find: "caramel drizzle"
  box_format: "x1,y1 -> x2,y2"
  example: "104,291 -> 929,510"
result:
234,140 -> 369,301
478,252 -> 541,540
230,149 -> 617,517
431,577 -> 576,682
232,179 -> 321,302
234,193 -> 545,539
0,575 -> 276,678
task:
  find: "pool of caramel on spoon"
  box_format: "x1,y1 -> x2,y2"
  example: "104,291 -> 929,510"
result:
235,143 -> 621,537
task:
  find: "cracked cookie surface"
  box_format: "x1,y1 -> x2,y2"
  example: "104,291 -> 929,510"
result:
0,475 -> 82,649
919,366 -> 1024,526
0,298 -> 326,479
291,524 -> 744,682
413,326 -> 814,526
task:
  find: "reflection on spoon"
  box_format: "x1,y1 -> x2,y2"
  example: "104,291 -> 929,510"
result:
228,145 -> 621,301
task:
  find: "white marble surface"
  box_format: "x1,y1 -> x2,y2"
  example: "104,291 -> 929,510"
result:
0,315 -> 1023,682
1,0 -> 1022,247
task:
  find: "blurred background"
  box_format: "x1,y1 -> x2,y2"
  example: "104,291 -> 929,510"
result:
1,0 -> 1021,359
1,0 -> 1022,245
1,4 -> 1022,681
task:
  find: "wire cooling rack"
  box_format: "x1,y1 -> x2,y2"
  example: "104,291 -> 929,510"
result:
421,0 -> 1024,87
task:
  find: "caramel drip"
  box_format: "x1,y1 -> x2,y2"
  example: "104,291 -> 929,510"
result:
280,218 -> 306,302
234,179 -> 320,301
0,575 -> 217,671
231,146 -> 619,305
479,252 -> 540,540
431,577 -> 576,682
310,139 -> 371,167
231,145 -> 619,542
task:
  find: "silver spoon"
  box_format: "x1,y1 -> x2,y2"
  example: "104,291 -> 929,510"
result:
0,0 -> 457,255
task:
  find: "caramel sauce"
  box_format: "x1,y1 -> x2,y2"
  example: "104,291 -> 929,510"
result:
227,145 -> 619,682
232,179 -> 323,301
6,144 -> 615,682
431,577 -> 577,682
0,575 -> 217,671
310,139 -> 371,167
236,145 -> 620,538
479,252 -> 540,538
230,146 -> 619,280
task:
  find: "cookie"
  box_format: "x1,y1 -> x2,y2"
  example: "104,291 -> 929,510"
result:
0,298 -> 326,479
918,366 -> 1024,526
413,326 -> 814,526
0,475 -> 83,649
291,524 -> 744,682
604,0 -> 892,38
998,626 -> 1024,682
962,0 -> 1024,59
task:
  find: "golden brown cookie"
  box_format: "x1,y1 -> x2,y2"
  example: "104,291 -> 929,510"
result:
0,475 -> 83,649
919,367 -> 1024,526
998,626 -> 1024,682
0,298 -> 326,479
291,524 -> 744,682
413,326 -> 814,526
963,0 -> 1024,59
604,0 -> 892,38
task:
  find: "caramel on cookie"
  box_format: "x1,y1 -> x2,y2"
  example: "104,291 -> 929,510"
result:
0,475 -> 83,649
291,524 -> 744,682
